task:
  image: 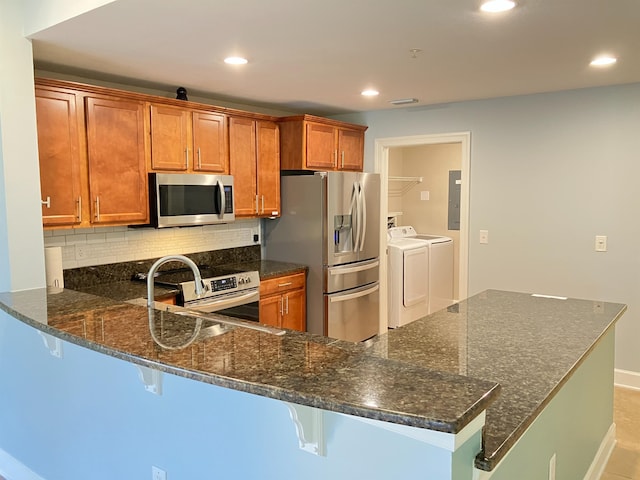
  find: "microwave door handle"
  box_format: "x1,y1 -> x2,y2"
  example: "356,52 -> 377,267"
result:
217,179 -> 225,218
350,182 -> 360,251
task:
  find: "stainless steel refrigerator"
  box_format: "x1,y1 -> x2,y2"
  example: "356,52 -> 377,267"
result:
265,171 -> 380,342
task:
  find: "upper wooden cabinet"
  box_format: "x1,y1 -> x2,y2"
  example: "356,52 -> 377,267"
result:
192,111 -> 228,172
85,96 -> 148,225
149,104 -> 228,173
229,116 -> 280,217
279,115 -> 367,172
35,80 -> 148,228
35,86 -> 83,227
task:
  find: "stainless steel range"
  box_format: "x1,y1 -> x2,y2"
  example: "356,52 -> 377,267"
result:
135,267 -> 261,322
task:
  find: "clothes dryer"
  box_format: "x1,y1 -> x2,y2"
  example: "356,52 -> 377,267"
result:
387,237 -> 429,328
388,226 -> 454,314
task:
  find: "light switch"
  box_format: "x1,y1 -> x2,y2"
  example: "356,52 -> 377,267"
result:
595,235 -> 607,252
480,230 -> 489,244
420,191 -> 430,201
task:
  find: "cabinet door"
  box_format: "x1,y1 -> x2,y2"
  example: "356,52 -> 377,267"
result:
305,122 -> 336,169
282,288 -> 306,331
256,121 -> 280,216
229,116 -> 257,216
149,104 -> 189,171
193,111 -> 228,172
35,88 -> 83,226
85,96 -> 148,224
259,294 -> 282,328
338,128 -> 364,171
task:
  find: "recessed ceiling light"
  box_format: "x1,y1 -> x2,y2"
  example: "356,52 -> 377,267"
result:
224,56 -> 248,65
361,89 -> 379,97
590,56 -> 617,67
480,0 -> 516,13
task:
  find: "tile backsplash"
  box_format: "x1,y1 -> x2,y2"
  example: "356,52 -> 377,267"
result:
43,219 -> 261,270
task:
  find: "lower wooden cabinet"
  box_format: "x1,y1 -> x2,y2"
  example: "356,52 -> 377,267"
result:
259,272 -> 306,331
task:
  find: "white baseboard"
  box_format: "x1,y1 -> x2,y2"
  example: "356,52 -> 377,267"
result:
583,423 -> 617,480
0,448 -> 45,480
614,368 -> 640,391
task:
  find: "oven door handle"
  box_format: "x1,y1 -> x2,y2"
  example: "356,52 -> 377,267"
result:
186,290 -> 259,312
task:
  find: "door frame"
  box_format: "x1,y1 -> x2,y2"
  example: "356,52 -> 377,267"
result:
374,132 -> 470,332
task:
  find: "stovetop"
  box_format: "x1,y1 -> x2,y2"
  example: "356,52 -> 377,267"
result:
133,265 -> 241,286
133,265 -> 260,304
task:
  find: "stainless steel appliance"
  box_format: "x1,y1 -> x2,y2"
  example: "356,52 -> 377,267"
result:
135,267 -> 260,321
148,173 -> 235,228
265,171 -> 380,342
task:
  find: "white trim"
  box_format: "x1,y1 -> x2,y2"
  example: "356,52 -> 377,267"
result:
0,448 -> 46,480
583,423 -> 617,480
342,410 -> 486,452
614,368 -> 640,391
374,132 -> 471,332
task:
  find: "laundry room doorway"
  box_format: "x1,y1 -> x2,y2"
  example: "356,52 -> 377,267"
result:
374,132 -> 470,331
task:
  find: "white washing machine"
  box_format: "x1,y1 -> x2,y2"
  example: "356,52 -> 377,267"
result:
387,237 -> 429,328
388,226 -> 454,315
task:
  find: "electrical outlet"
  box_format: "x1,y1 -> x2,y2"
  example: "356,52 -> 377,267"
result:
595,235 -> 607,252
152,466 -> 167,480
479,230 -> 489,244
76,244 -> 88,260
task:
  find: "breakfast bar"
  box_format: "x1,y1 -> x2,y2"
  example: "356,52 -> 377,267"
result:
0,287 -> 625,479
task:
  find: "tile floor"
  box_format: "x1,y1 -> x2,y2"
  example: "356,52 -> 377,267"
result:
602,387 -> 640,479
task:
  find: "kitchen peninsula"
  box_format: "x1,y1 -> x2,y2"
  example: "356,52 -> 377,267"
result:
0,287 -> 625,480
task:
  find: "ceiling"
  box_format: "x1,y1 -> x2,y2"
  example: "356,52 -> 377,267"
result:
30,0 -> 640,116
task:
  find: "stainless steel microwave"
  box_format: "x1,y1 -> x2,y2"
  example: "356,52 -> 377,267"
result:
149,173 -> 235,228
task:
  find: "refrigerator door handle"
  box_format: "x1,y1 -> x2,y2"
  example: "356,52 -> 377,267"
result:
350,182 -> 360,252
329,284 -> 379,303
329,259 -> 380,276
359,181 -> 367,252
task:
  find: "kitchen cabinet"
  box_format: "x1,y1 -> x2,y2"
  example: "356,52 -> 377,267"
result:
35,79 -> 148,228
229,116 -> 280,217
85,96 -> 148,224
259,272 -> 306,331
279,114 -> 367,172
149,104 -> 228,173
35,86 -> 84,227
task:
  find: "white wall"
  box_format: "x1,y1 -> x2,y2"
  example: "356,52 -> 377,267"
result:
0,0 -> 46,292
335,83 -> 640,374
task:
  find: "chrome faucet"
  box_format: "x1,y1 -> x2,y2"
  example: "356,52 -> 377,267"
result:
146,255 -> 206,308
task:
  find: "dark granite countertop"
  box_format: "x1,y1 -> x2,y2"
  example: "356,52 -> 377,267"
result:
0,287 -> 625,471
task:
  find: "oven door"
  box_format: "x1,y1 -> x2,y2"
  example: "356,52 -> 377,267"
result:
184,288 -> 260,322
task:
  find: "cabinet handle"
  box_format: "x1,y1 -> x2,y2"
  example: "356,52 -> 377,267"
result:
278,282 -> 293,288
341,151 -> 345,168
185,148 -> 189,169
279,298 -> 283,317
198,147 -> 202,169
41,196 -> 51,208
94,196 -> 100,221
285,295 -> 289,315
76,197 -> 82,222
255,195 -> 259,214
333,150 -> 338,166
261,195 -> 265,214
